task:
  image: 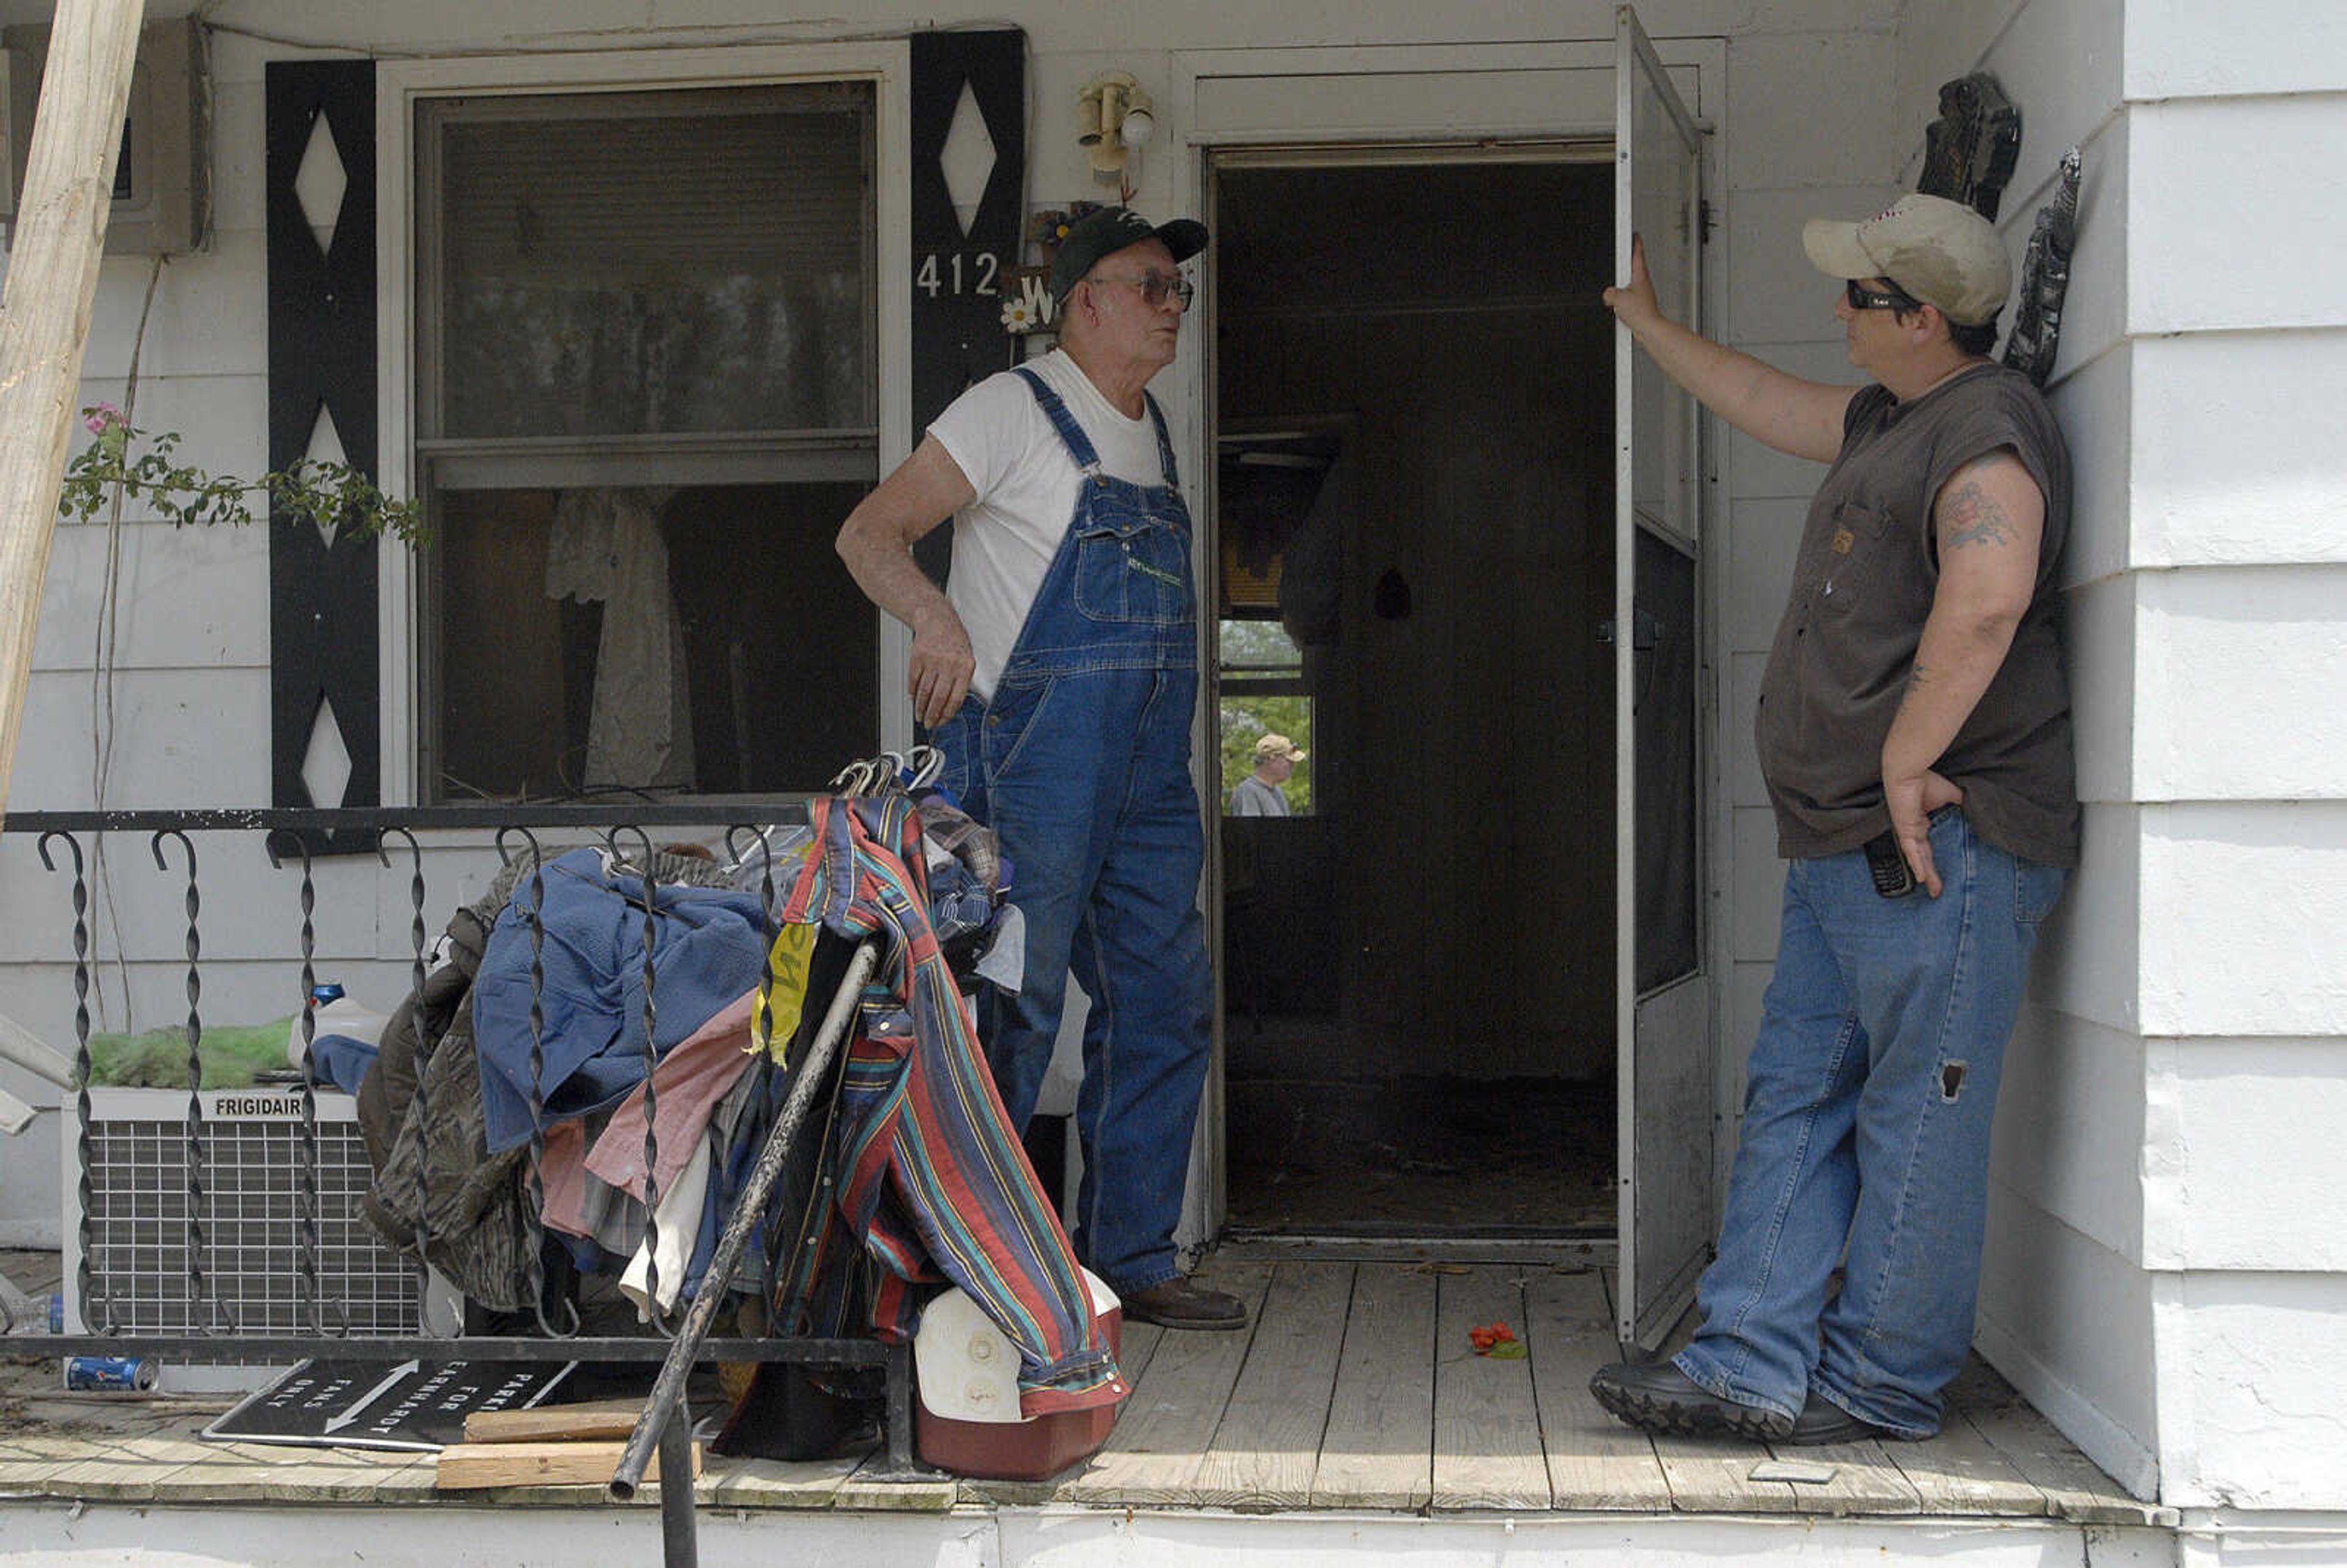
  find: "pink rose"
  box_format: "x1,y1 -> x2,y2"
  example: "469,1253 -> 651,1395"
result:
83,403 -> 123,436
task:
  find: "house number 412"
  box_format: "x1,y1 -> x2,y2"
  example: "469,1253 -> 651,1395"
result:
916,251 -> 1001,298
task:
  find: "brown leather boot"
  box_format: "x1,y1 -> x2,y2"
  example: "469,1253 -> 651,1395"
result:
1119,1276 -> 1249,1331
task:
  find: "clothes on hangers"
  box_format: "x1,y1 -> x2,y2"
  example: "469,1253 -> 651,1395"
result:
471,846 -> 769,1153
775,791 -> 1123,1418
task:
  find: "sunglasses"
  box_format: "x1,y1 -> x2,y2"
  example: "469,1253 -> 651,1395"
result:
1092,272 -> 1196,312
1845,277 -> 1923,313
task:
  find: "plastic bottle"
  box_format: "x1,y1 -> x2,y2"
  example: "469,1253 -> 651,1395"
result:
287,983 -> 392,1069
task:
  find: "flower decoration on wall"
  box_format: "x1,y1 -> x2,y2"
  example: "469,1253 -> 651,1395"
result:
1027,202 -> 1104,265
1002,202 -> 1107,340
1001,273 -> 1055,336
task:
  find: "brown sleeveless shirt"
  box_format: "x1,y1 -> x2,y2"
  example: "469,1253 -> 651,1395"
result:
1755,362 -> 2078,868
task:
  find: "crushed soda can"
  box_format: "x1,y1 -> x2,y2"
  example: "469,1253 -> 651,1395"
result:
64,1355 -> 157,1391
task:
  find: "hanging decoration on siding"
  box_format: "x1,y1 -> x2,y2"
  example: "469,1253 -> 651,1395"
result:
1001,202 -> 1106,337
1918,71 -> 2021,221
999,276 -> 1052,334
1918,71 -> 2080,387
2002,147 -> 2082,389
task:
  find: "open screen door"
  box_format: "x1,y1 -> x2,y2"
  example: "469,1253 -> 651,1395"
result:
1613,4 -> 1712,1351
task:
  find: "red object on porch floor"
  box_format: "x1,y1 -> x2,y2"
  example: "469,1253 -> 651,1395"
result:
915,1272 -> 1125,1481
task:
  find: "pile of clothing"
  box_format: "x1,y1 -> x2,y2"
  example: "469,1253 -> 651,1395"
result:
356,777 -> 1120,1420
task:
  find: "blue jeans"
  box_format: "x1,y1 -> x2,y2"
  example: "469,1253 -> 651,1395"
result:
1673,807 -> 2066,1437
932,665 -> 1213,1298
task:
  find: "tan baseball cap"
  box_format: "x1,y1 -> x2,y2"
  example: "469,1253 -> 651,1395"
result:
1253,733 -> 1307,761
1802,193 -> 2011,326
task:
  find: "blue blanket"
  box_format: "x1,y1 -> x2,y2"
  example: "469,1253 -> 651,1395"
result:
472,848 -> 769,1152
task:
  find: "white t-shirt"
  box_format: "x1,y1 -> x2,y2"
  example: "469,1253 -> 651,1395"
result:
927,349 -> 1170,700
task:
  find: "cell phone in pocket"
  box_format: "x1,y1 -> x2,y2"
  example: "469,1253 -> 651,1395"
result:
1862,829 -> 1917,898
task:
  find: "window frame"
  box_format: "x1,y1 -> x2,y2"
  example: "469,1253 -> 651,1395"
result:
375,43 -> 914,806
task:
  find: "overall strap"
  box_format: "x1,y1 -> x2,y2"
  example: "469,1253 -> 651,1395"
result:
1144,392 -> 1180,493
1013,365 -> 1103,475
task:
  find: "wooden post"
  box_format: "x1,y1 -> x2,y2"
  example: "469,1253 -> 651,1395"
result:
0,0 -> 147,826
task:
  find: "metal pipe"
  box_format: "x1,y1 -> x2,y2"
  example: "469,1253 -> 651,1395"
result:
609,938 -> 878,1508
0,1010 -> 75,1089
657,1407 -> 699,1568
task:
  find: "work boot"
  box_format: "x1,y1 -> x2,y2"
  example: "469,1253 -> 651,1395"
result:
1785,1390 -> 1907,1446
1588,1360 -> 1794,1440
1119,1276 -> 1249,1331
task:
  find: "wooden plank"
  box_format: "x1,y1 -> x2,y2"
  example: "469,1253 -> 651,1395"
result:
1651,1432 -> 1802,1514
36,1433 -> 200,1502
1760,1432 -> 1924,1516
1310,1261 -> 1434,1511
463,1396 -> 648,1444
254,1446 -> 437,1504
1884,1371 -> 2057,1516
1191,1260 -> 1353,1509
1062,1259 -> 1273,1508
834,1453 -> 958,1513
1525,1266 -> 1672,1511
151,1440 -> 433,1504
700,1447 -> 867,1509
434,1438 -> 697,1491
1430,1266 -> 1549,1510
0,0 -> 147,828
1112,1315 -> 1169,1391
1945,1357 -> 2173,1526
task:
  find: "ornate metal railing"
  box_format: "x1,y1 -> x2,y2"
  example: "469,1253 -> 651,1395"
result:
4,802 -> 917,1562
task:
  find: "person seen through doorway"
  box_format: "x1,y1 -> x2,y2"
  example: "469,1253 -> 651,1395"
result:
1228,733 -> 1304,817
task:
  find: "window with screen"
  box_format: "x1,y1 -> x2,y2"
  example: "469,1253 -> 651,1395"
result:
413,82 -> 878,801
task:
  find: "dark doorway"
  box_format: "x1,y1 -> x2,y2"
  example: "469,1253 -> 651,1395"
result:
1211,156 -> 1618,1236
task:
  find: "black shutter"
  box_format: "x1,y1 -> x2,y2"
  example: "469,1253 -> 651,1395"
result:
909,27 -> 1026,436
265,60 -> 378,832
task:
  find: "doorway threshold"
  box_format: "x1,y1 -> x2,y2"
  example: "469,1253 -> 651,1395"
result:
1217,1230 -> 1617,1268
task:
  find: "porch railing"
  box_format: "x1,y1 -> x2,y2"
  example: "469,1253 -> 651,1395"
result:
4,802 -> 922,1558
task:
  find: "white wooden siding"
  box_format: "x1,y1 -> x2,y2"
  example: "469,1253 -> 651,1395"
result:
2130,95 -> 2347,334
1998,1005 -> 2150,1263
2143,1036 -> 2347,1273
2123,0 -> 2347,100
2133,331 -> 2347,568
2138,566 -> 2347,801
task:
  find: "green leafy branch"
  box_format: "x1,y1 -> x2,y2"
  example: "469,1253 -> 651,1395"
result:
59,403 -> 427,546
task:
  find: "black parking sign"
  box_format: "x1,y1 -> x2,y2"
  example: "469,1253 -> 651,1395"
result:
204,1358 -> 577,1451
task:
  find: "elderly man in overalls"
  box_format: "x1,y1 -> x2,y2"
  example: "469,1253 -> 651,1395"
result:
836,207 -> 1242,1332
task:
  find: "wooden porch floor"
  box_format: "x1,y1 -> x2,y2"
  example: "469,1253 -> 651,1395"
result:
0,1247 -> 2168,1526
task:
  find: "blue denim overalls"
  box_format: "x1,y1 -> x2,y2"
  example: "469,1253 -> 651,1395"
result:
931,366 -> 1214,1297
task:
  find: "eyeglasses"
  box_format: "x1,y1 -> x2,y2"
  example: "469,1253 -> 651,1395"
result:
1091,271 -> 1195,312
1845,277 -> 1922,313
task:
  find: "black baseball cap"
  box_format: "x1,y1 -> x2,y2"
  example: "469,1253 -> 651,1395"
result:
1048,207 -> 1208,302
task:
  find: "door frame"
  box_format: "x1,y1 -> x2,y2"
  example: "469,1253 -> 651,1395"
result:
1167,31 -> 1727,1255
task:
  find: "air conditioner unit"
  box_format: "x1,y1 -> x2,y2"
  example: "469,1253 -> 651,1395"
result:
62,1086 -> 454,1392
0,15 -> 211,254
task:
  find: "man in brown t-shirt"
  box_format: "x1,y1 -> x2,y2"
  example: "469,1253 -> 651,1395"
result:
1589,194 -> 2076,1446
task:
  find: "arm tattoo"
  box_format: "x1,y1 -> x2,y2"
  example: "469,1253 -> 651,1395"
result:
1898,661 -> 1934,711
1939,477 -> 2014,549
